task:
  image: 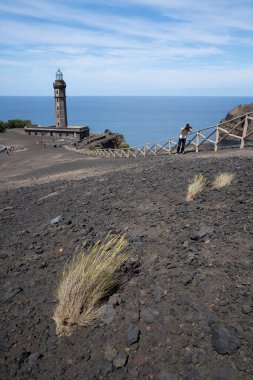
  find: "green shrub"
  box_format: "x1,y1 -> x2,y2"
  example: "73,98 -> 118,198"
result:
88,144 -> 101,150
0,120 -> 6,133
104,129 -> 113,135
5,119 -> 32,129
119,143 -> 130,149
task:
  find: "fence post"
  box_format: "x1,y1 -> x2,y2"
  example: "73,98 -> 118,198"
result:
154,144 -> 157,156
196,131 -> 199,153
215,125 -> 219,151
144,144 -> 146,157
240,114 -> 248,149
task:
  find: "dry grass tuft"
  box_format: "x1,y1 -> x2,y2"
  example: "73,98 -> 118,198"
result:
212,172 -> 235,189
53,234 -> 128,337
186,174 -> 208,201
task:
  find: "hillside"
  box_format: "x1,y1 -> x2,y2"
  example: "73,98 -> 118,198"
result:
0,130 -> 253,379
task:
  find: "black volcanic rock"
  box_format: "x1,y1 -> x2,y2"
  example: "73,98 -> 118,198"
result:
211,327 -> 241,354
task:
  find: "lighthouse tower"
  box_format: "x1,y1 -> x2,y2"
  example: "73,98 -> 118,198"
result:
53,69 -> 68,128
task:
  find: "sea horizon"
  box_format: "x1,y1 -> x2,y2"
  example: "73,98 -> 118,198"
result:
1,96 -> 252,146
0,95 -> 251,97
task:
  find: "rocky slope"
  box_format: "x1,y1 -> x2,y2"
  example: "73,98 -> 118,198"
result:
223,103 -> 253,121
218,103 -> 253,145
0,149 -> 253,380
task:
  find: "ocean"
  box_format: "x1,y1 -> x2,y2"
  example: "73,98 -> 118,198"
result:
0,96 -> 252,147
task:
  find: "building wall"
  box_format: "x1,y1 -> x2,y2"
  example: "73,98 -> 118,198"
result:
25,127 -> 89,140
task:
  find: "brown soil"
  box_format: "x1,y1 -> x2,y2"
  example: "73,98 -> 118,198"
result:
1,129 -> 253,380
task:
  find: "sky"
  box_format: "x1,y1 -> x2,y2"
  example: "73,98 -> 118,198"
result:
0,0 -> 253,96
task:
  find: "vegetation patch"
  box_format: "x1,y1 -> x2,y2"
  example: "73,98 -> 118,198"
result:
118,143 -> 130,149
87,144 -> 101,150
186,174 -> 208,201
53,234 -> 128,337
212,172 -> 235,189
104,128 -> 113,135
0,119 -> 32,133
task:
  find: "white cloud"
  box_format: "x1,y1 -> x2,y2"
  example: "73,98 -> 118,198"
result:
0,0 -> 253,95
1,0 -> 252,46
1,57 -> 253,95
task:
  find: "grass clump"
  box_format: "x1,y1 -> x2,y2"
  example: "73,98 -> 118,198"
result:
118,143 -> 130,149
186,174 -> 208,201
212,172 -> 234,189
53,234 -> 128,337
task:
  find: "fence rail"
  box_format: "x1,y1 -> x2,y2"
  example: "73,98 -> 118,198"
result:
0,144 -> 6,153
64,112 -> 253,158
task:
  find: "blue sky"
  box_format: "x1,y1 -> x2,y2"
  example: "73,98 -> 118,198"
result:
0,0 -> 253,95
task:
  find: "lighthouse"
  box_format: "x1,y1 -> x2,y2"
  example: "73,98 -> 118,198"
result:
53,69 -> 68,128
25,70 -> 89,140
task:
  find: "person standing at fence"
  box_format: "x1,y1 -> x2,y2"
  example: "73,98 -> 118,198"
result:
177,123 -> 192,154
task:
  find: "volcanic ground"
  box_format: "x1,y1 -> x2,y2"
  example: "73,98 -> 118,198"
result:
0,130 -> 253,380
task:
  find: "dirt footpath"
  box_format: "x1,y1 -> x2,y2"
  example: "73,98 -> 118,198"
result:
0,130 -> 253,379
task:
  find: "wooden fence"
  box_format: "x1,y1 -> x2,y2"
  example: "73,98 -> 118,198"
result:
65,112 -> 253,158
0,144 -> 6,154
